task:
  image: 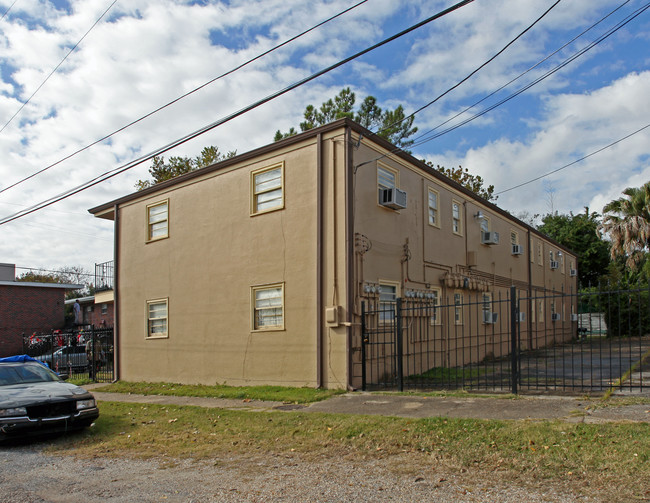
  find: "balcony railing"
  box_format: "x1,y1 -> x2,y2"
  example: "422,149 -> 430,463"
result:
95,261 -> 114,292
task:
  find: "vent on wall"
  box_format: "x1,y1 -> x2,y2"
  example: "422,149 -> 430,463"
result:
378,188 -> 407,209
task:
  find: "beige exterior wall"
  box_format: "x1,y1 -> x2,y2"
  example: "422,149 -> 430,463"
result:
347,132 -> 577,386
113,132 -> 348,387
92,120 -> 578,390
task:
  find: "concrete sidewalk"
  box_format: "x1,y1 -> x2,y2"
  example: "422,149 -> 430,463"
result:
85,385 -> 650,423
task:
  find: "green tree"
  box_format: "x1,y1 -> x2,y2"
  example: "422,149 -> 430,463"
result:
428,164 -> 497,202
600,182 -> 650,270
274,88 -> 418,149
537,208 -> 610,286
135,146 -> 236,190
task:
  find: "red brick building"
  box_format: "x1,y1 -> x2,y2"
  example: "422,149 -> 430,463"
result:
0,263 -> 82,357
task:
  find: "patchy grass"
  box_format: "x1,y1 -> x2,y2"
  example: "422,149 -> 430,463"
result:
92,381 -> 345,404
57,401 -> 650,502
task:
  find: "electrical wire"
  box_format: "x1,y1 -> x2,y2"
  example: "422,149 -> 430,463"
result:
0,0 -> 476,226
0,0 -> 369,196
373,0 -> 562,141
495,123 -> 650,195
0,0 -> 18,20
0,0 -> 118,134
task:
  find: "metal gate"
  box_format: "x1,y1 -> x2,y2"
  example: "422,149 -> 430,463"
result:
361,285 -> 650,395
23,326 -> 115,382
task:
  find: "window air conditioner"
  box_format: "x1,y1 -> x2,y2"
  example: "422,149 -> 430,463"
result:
512,244 -> 524,255
517,312 -> 526,322
551,313 -> 561,321
569,269 -> 577,277
481,231 -> 500,245
483,311 -> 498,324
571,314 -> 578,322
550,260 -> 559,269
378,188 -> 407,210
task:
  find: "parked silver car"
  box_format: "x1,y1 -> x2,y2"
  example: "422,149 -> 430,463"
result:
38,345 -> 89,373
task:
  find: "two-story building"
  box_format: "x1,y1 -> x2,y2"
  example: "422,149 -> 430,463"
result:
89,119 -> 577,389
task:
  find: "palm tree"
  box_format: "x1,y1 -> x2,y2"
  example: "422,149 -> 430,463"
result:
600,182 -> 650,269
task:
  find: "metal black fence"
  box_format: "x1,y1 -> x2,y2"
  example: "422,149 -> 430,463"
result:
22,326 -> 114,382
361,285 -> 650,395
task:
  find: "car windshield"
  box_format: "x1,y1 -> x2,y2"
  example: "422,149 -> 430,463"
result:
0,363 -> 60,386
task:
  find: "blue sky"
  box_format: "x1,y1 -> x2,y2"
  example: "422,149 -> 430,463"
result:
0,0 -> 649,277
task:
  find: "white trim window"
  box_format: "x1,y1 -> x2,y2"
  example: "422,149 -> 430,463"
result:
428,188 -> 439,227
429,288 -> 441,325
147,299 -> 168,338
377,164 -> 397,191
147,201 -> 169,241
379,282 -> 398,323
252,163 -> 284,214
454,292 -> 463,324
252,284 -> 284,330
452,201 -> 463,235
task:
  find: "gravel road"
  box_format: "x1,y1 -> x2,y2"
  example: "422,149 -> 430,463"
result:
1,439 -> 600,503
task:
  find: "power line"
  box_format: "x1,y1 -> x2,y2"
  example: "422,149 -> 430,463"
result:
0,0 -> 476,226
496,123 -> 650,195
375,0 -> 562,141
0,0 -> 18,20
354,0 -> 646,169
0,0 -> 118,134
0,0 -> 368,196
15,266 -> 95,280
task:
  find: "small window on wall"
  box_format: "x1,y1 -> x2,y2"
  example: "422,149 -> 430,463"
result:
252,163 -> 284,214
377,164 -> 397,191
537,242 -> 543,265
379,282 -> 399,323
101,303 -> 108,315
452,201 -> 463,236
147,299 -> 168,339
480,216 -> 490,234
530,236 -> 534,263
511,231 -> 519,245
427,188 -> 439,227
454,292 -> 463,324
147,200 -> 169,242
482,293 -> 492,324
538,299 -> 545,323
252,284 -> 284,330
429,288 -> 441,325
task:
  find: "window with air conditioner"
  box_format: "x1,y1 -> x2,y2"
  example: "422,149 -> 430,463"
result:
377,165 -> 406,210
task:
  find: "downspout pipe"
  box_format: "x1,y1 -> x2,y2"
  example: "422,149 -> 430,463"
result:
112,203 -> 120,382
316,133 -> 323,388
345,127 -> 354,390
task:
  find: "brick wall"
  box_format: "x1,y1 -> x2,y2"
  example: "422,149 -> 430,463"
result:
0,285 -> 66,357
88,301 -> 115,327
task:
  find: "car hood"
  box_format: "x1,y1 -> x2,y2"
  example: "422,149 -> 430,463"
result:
0,381 -> 93,408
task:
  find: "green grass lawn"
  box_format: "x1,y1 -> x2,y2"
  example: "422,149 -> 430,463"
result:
92,380 -> 345,403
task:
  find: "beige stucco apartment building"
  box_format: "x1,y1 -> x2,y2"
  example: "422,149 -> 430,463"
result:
89,119 -> 577,389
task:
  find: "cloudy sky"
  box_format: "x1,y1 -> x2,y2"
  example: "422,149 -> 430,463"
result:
0,0 -> 648,282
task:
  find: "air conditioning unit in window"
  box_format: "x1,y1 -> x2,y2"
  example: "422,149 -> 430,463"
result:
571,314 -> 579,322
550,260 -> 559,269
512,244 -> 524,255
483,311 -> 498,324
481,231 -> 500,245
517,312 -> 526,322
569,268 -> 577,277
378,188 -> 407,210
551,313 -> 561,322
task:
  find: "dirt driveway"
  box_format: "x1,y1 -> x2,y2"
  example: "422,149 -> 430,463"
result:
1,440 -> 601,503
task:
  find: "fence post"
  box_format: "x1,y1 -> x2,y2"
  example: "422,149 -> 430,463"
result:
361,301 -> 367,391
396,298 -> 404,392
510,285 -> 518,394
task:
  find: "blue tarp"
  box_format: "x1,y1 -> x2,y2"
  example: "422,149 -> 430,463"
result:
0,355 -> 50,368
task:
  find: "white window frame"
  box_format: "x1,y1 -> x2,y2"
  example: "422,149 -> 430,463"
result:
454,292 -> 463,325
511,230 -> 519,246
452,201 -> 463,236
251,162 -> 284,215
146,298 -> 168,339
378,280 -> 400,324
537,242 -> 543,265
377,163 -> 398,191
482,292 -> 492,324
530,236 -> 535,263
429,287 -> 442,325
147,200 -> 169,242
252,283 -> 285,331
427,188 -> 440,228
